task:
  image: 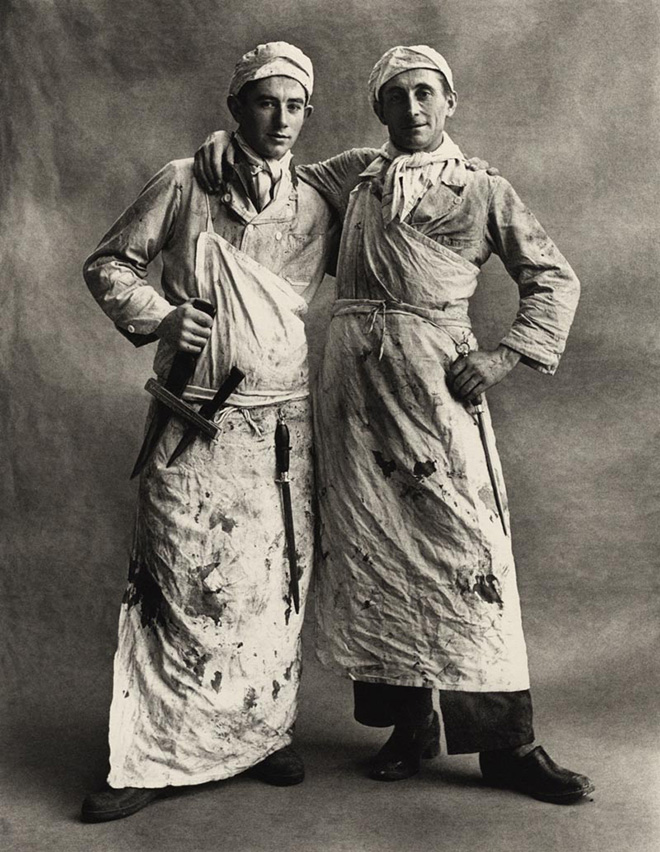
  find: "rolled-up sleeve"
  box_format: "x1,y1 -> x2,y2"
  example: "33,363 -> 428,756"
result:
487,176 -> 580,375
83,161 -> 182,339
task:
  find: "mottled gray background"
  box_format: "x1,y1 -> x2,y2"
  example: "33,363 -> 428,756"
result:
1,1 -> 658,850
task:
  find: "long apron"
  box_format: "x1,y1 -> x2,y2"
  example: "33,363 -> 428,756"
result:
314,180 -> 530,693
108,202 -> 314,789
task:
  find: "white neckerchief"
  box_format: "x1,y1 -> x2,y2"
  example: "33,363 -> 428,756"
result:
233,132 -> 292,210
361,132 -> 467,225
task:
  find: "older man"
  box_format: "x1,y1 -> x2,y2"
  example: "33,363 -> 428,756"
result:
195,45 -> 594,804
81,42 -> 339,822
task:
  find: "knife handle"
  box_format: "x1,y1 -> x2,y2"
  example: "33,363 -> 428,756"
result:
275,421 -> 290,474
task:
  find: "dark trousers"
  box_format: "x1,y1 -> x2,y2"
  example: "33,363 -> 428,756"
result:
354,681 -> 535,754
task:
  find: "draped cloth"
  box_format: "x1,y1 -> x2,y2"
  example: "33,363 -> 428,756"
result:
360,133 -> 467,225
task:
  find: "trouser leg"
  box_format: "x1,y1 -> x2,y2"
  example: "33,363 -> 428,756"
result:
439,689 -> 535,754
353,681 -> 433,728
353,681 -> 534,753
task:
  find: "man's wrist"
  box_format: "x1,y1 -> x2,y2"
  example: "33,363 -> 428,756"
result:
497,344 -> 522,368
154,307 -> 177,338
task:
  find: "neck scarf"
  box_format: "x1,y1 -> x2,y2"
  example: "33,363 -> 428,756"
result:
361,132 -> 467,225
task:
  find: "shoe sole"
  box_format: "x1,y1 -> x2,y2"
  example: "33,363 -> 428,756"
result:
483,777 -> 596,804
245,769 -> 305,787
81,792 -> 162,823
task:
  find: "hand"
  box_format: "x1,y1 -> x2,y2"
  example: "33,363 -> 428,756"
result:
466,156 -> 500,176
447,345 -> 521,402
193,132 -> 225,194
155,301 -> 214,353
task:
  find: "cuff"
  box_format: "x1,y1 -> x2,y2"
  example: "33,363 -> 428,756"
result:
499,333 -> 560,376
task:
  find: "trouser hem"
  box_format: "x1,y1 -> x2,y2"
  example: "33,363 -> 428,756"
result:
353,682 -> 535,754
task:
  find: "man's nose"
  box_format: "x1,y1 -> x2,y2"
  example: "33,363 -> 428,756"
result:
405,93 -> 420,116
273,105 -> 288,127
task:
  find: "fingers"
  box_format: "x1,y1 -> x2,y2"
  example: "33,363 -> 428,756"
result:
202,142 -> 221,193
193,141 -> 220,193
447,354 -> 488,400
165,301 -> 213,351
192,151 -> 210,193
486,166 -> 501,176
177,339 -> 204,353
186,304 -> 214,328
466,157 -> 490,172
180,319 -> 212,349
193,144 -> 217,194
447,356 -> 469,378
178,322 -> 211,352
455,375 -> 486,400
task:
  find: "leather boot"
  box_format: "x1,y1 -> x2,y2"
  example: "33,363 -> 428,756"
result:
246,745 -> 305,786
81,785 -> 163,823
370,710 -> 441,781
480,745 -> 595,804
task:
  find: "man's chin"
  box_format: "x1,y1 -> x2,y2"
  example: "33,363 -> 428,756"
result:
392,133 -> 441,154
392,130 -> 428,150
257,140 -> 293,160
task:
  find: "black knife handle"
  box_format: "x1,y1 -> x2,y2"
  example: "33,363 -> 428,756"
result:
198,367 -> 246,419
275,421 -> 290,474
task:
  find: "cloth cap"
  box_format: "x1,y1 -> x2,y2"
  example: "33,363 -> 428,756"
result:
229,41 -> 314,101
368,45 -> 455,108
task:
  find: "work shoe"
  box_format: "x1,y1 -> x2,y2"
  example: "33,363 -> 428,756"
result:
370,710 -> 441,781
246,745 -> 305,786
480,745 -> 595,804
81,785 -> 163,823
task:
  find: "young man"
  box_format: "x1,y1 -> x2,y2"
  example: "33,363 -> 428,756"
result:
81,42 -> 339,822
195,45 -> 594,804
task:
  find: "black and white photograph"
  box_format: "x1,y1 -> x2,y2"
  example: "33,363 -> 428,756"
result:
1,1 -> 658,850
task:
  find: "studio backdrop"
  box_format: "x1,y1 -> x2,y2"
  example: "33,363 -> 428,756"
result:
1,0 -> 658,751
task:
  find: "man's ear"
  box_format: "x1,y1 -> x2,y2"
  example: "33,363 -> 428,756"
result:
227,95 -> 242,124
446,91 -> 458,117
303,104 -> 314,121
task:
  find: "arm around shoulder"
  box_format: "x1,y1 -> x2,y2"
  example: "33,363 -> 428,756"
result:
297,147 -> 380,215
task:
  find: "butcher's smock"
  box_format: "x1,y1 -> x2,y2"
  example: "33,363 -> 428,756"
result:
108,203 -> 315,787
314,177 -> 533,692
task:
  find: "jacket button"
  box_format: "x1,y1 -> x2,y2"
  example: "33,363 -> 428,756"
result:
222,193 -> 231,204
275,231 -> 283,241
127,324 -> 135,333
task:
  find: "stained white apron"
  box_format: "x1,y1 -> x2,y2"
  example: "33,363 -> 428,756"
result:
314,180 -> 530,692
107,201 -> 314,788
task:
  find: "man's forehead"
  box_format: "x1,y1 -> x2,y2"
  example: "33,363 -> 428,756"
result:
381,68 -> 446,92
249,75 -> 307,100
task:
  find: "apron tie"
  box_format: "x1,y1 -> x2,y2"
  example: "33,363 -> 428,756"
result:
214,405 -> 265,440
364,301 -> 388,361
